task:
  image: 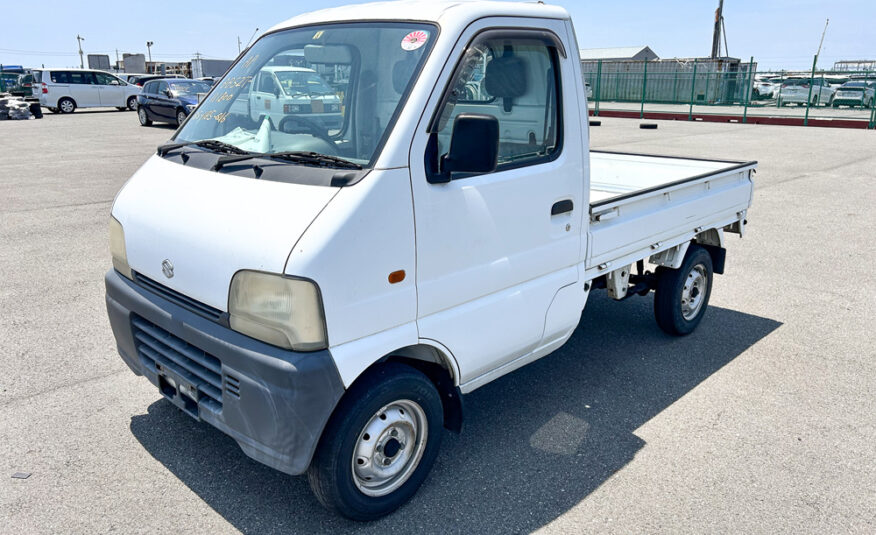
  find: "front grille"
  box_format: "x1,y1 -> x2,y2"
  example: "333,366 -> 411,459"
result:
132,315 -> 223,411
133,272 -> 223,322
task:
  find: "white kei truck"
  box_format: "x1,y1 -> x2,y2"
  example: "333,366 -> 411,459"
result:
105,1 -> 755,520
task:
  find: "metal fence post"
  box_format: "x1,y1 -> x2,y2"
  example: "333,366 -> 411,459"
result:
688,59 -> 698,120
804,54 -> 817,126
870,99 -> 876,129
595,59 -> 602,117
640,59 -> 648,119
704,66 -> 711,105
743,57 -> 754,123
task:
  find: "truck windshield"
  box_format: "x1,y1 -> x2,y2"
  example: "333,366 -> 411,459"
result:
174,22 -> 437,167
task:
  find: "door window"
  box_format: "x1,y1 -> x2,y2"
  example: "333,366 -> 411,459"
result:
431,32 -> 562,174
258,72 -> 277,94
157,81 -> 169,95
143,81 -> 156,94
95,72 -> 120,85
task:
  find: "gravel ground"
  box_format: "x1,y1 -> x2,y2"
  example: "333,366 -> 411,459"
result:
1,109 -> 874,534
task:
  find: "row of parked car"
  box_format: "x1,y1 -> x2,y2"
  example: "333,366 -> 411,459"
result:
4,67 -> 217,118
752,76 -> 876,108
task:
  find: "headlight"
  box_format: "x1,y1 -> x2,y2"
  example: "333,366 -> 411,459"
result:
185,104 -> 196,112
109,216 -> 132,279
228,270 -> 327,351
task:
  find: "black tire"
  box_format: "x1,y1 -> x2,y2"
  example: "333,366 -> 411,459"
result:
653,245 -> 713,336
57,97 -> 76,114
127,96 -> 138,111
49,107 -> 59,114
29,103 -> 43,119
307,362 -> 443,521
138,107 -> 152,126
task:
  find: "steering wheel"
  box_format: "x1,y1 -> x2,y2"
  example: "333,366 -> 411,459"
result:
277,115 -> 336,148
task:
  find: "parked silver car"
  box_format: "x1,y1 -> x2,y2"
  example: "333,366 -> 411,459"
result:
831,81 -> 875,108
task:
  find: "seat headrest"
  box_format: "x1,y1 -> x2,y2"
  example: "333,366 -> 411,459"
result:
484,56 -> 527,98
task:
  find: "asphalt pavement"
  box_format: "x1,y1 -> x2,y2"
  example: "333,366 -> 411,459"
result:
1,109 -> 874,534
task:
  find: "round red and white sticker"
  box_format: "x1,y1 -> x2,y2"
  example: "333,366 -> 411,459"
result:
401,30 -> 429,51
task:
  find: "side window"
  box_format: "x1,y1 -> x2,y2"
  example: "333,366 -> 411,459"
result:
258,72 -> 276,93
432,33 -> 562,173
69,72 -> 95,84
157,81 -> 169,94
143,81 -> 155,94
95,72 -> 121,85
51,71 -> 69,83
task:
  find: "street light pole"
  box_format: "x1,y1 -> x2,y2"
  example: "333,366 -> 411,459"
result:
146,41 -> 154,63
76,35 -> 85,68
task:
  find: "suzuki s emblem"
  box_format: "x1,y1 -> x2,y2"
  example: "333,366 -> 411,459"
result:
161,259 -> 174,278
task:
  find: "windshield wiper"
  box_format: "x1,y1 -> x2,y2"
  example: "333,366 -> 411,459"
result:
157,139 -> 251,157
212,151 -> 363,172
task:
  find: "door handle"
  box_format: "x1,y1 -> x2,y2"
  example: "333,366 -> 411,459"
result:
551,199 -> 574,215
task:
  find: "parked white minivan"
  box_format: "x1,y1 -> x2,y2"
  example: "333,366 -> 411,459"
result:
32,68 -> 141,113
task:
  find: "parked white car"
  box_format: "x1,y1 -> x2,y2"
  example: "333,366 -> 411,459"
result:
831,81 -> 875,108
106,0 -> 755,520
752,78 -> 779,99
777,77 -> 835,107
33,68 -> 141,113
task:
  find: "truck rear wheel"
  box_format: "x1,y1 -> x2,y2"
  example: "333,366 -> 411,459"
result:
307,362 -> 443,521
654,245 -> 713,335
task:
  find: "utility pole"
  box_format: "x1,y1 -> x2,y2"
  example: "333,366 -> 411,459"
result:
76,34 -> 85,68
710,0 -> 724,58
146,41 -> 154,63
115,49 -> 120,71
237,36 -> 242,54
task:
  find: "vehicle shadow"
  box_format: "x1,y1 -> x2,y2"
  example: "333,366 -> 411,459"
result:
129,293 -> 781,533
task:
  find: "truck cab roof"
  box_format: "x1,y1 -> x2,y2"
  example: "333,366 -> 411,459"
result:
267,0 -> 570,34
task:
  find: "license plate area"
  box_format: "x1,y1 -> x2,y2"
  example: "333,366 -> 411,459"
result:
156,362 -> 201,421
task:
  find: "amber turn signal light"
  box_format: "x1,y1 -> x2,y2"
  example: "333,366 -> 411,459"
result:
388,270 -> 406,284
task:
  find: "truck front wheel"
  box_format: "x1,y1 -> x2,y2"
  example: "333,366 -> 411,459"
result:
307,362 -> 444,520
654,245 -> 713,335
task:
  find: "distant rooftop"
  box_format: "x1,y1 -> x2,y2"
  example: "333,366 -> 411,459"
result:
578,46 -> 659,61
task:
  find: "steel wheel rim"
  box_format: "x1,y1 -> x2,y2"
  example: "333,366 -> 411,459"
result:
128,98 -> 137,110
681,263 -> 707,320
351,399 -> 428,497
60,100 -> 73,112
138,108 -> 147,124
177,111 -> 186,125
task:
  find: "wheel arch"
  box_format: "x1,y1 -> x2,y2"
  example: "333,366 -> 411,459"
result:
339,343 -> 464,434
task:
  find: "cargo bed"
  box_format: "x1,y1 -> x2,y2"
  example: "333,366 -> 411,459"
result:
585,151 -> 756,278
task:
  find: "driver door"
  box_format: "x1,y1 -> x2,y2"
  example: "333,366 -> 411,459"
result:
408,19 -> 585,387
249,71 -> 278,123
95,72 -> 124,106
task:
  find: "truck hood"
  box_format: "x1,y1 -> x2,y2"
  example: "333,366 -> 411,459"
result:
113,155 -> 338,311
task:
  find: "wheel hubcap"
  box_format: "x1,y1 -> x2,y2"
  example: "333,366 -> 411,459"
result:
139,109 -> 146,123
178,112 -> 186,124
351,399 -> 427,497
61,101 -> 73,112
681,264 -> 707,320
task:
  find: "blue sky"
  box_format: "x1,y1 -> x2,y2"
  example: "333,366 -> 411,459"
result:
1,0 -> 872,71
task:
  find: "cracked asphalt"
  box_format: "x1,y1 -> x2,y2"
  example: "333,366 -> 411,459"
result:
1,109 -> 874,533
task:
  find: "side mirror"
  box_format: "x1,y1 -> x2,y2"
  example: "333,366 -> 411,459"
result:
164,89 -> 173,98
436,113 -> 499,181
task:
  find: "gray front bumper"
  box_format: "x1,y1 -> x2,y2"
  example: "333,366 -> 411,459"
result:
105,269 -> 345,475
